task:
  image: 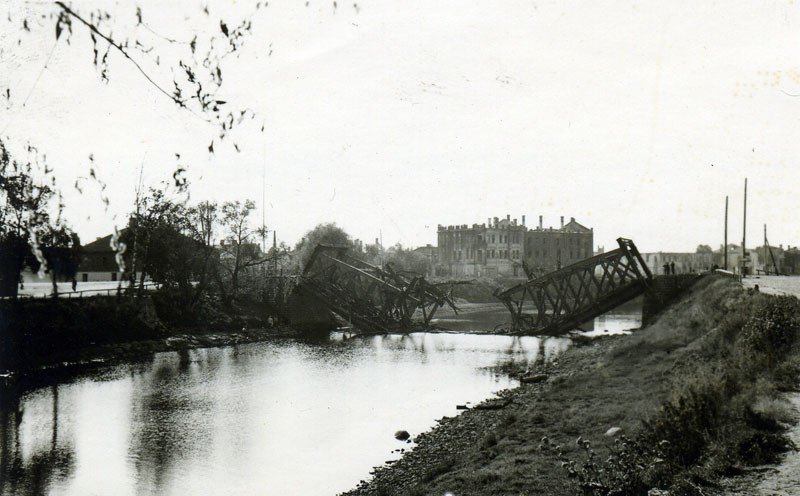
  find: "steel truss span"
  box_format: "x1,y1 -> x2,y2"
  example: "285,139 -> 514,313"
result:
496,238 -> 652,335
299,245 -> 459,334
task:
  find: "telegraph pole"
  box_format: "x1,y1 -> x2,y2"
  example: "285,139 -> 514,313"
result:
741,178 -> 747,277
764,224 -> 768,275
724,195 -> 728,270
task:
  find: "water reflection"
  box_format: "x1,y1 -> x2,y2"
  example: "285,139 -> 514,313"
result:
0,332 -> 575,496
0,386 -> 76,496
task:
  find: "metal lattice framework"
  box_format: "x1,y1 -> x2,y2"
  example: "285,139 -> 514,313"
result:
298,245 -> 458,333
496,238 -> 652,335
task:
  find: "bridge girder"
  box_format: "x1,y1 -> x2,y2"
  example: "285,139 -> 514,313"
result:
496,238 -> 652,335
299,245 -> 457,333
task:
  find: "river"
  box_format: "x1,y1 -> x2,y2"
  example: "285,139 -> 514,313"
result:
0,305 -> 640,496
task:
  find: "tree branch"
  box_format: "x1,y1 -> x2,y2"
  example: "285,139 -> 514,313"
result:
54,1 -> 207,122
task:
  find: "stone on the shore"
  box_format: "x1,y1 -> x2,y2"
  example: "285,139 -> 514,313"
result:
521,373 -> 549,384
605,426 -> 622,437
394,430 -> 410,441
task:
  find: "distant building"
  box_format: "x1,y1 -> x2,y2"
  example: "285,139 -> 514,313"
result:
413,244 -> 438,276
642,252 -> 714,275
784,246 -> 800,275
754,244 -> 786,275
78,233 -> 123,282
712,244 -> 761,275
436,214 -> 593,277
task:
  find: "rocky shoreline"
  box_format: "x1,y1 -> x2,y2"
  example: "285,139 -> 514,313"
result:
341,277 -> 800,496
341,335 -> 621,496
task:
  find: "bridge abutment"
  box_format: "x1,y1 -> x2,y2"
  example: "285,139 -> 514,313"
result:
642,274 -> 702,325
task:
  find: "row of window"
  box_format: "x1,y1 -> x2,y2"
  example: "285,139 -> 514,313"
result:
453,249 -> 523,261
451,247 -> 590,261
443,234 -> 588,248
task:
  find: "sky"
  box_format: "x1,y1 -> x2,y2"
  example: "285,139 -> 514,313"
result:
2,0 -> 799,253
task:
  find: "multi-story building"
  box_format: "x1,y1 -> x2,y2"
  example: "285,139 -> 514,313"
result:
784,246 -> 800,275
436,215 -> 593,277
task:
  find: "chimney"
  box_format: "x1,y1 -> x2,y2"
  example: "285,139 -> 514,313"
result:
513,218 -> 517,226
560,216 -> 564,229
488,217 -> 491,226
522,215 -> 526,226
506,214 -> 510,221
570,217 -> 575,223
494,217 -> 499,227
538,215 -> 543,230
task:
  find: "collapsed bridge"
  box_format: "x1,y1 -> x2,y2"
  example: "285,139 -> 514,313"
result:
290,245 -> 459,334
495,238 -> 653,335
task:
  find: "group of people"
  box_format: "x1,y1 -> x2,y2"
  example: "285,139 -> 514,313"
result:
662,261 -> 676,275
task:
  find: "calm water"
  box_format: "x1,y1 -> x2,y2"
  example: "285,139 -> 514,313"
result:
0,306 -> 640,496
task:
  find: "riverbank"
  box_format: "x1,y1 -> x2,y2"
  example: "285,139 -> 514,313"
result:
0,292 -> 301,377
342,275 -> 800,496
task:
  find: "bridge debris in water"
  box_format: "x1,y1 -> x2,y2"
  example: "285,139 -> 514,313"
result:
296,244 -> 461,334
495,237 -> 652,335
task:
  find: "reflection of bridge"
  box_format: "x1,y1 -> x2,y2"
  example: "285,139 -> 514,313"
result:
495,238 -> 653,335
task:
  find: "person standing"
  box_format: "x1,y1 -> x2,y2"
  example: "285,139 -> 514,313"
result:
670,261 -> 676,275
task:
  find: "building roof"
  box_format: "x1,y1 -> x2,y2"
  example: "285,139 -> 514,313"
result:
562,218 -> 591,234
82,233 -> 116,253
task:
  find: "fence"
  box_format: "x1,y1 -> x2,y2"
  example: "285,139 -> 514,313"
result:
1,282 -> 160,300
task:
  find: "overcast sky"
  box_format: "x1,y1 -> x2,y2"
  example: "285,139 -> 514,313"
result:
2,0 -> 799,253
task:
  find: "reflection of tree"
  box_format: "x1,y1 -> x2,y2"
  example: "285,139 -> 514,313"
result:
0,385 -> 76,496
126,353 -> 214,494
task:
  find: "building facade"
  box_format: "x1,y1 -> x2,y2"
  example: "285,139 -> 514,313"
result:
436,215 -> 593,277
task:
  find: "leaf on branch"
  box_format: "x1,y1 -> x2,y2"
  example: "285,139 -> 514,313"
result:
220,20 -> 229,37
208,141 -> 214,153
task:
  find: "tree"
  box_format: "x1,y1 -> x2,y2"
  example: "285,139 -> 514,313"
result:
696,245 -> 713,254
37,225 -> 81,297
385,243 -> 430,275
217,199 -> 265,300
123,187 -> 199,296
293,223 -> 353,272
6,2 -> 266,153
185,200 -> 219,304
0,138 -> 61,297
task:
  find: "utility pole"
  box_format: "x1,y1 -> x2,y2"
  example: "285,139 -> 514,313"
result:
131,159 -> 145,290
723,195 -> 728,270
742,178 -> 747,278
380,230 -> 384,267
261,161 -> 267,254
272,230 -> 278,273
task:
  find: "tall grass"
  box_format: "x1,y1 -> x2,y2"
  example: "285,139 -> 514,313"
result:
563,277 -> 800,495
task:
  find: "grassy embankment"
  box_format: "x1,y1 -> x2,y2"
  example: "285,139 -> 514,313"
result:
348,275 -> 800,496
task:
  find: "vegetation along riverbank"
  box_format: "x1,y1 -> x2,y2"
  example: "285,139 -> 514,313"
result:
342,275 -> 800,496
0,289 -> 296,376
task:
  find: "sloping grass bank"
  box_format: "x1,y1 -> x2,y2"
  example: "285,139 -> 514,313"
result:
561,276 -> 800,495
343,275 -> 800,496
